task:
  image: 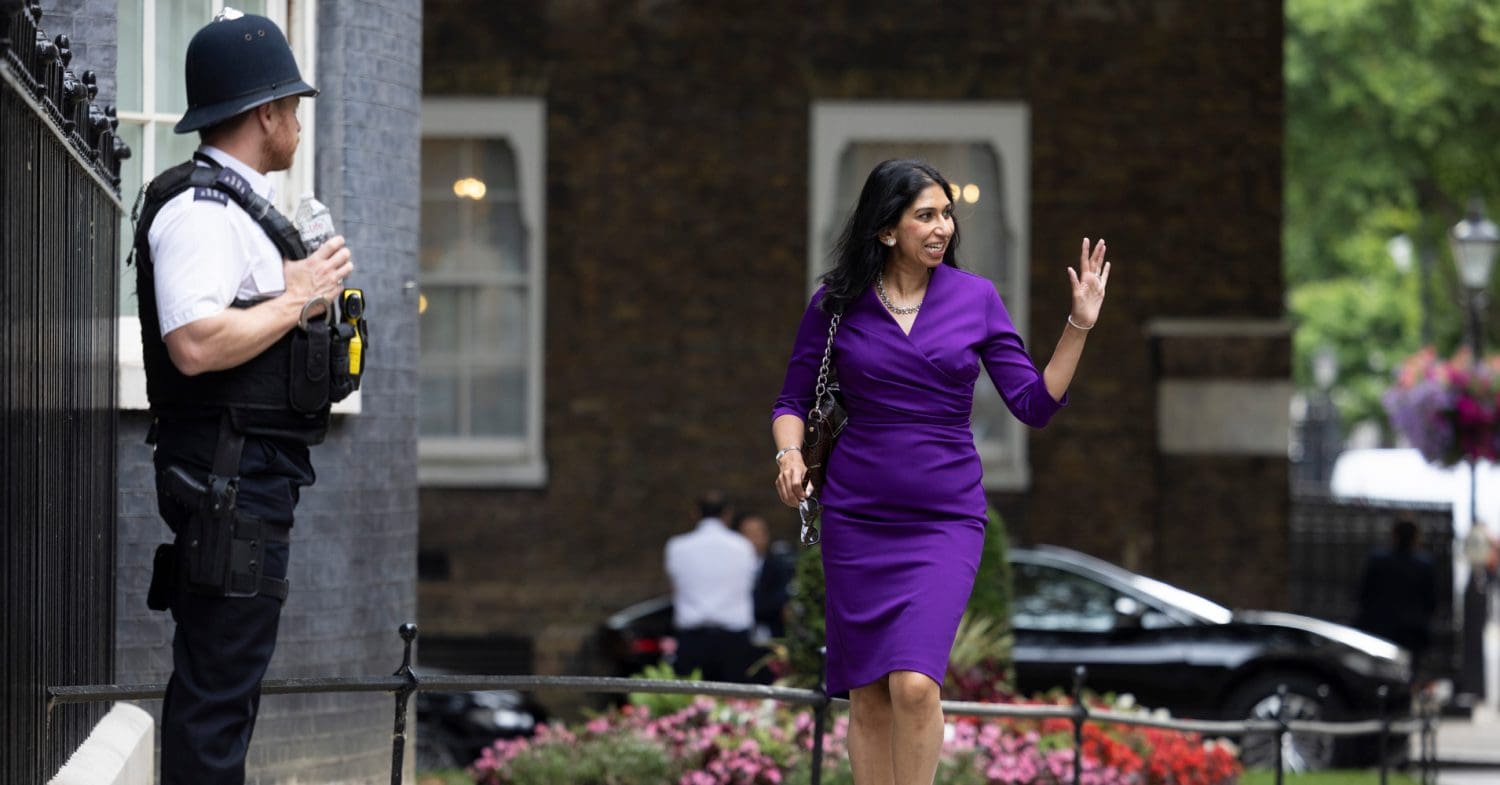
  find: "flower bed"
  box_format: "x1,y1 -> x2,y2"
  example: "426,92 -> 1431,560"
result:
469,697 -> 1241,785
1385,347 -> 1500,465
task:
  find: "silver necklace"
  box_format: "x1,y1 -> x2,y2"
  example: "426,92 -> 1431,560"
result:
876,271 -> 923,315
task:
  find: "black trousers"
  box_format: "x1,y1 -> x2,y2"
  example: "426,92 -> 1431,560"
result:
153,417 -> 314,785
673,627 -> 756,684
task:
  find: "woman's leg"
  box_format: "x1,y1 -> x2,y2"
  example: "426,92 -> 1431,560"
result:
847,676 -> 895,785
887,670 -> 944,785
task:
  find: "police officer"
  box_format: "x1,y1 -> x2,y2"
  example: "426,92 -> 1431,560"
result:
133,10 -> 352,784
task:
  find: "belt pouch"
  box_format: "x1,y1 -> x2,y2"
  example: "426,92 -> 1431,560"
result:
147,543 -> 177,611
289,321 -> 331,413
225,512 -> 269,597
183,505 -> 234,594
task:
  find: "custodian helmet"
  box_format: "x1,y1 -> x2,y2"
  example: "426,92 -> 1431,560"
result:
174,11 -> 317,134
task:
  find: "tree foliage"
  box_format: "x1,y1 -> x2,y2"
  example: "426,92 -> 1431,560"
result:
1286,0 -> 1500,430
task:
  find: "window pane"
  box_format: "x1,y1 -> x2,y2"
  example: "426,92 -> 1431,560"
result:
419,373 -> 460,437
421,138 -> 527,277
470,286 -> 527,359
237,0 -> 267,16
474,200 -> 527,276
418,120 -> 540,461
156,0 -> 213,115
117,123 -> 146,315
419,199 -> 460,274
116,0 -> 144,112
420,288 -> 461,356
421,139 -> 461,194
1012,564 -> 1120,633
154,123 -> 201,174
470,369 -> 526,437
480,140 -> 519,194
971,395 -> 1017,455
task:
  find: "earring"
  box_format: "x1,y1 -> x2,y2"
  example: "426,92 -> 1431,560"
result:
883,238 -> 895,246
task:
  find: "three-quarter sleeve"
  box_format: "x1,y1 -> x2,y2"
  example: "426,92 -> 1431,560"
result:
772,288 -> 834,423
980,285 -> 1066,428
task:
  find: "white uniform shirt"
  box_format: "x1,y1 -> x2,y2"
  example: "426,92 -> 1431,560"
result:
147,145 -> 287,336
664,518 -> 757,631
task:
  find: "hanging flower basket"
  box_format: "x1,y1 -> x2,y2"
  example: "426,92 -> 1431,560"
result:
1384,347 -> 1500,466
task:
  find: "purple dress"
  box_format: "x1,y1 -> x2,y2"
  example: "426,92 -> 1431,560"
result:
773,264 -> 1065,695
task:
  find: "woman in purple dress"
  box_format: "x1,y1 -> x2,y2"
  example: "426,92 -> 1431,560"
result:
772,160 -> 1111,785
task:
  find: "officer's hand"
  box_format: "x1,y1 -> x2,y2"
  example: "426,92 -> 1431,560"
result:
284,236 -> 354,315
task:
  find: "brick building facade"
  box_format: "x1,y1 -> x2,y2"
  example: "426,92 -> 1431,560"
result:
417,0 -> 1290,681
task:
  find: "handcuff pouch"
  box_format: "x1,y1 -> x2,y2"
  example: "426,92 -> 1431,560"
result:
290,318 -> 331,414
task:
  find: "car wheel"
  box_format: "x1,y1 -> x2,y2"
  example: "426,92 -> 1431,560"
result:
1226,673 -> 1342,771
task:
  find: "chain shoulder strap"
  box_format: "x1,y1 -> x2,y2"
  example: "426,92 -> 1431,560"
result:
814,310 -> 842,400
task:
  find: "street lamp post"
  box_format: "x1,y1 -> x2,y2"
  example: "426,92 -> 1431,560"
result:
1451,197 -> 1499,705
1309,345 -> 1339,492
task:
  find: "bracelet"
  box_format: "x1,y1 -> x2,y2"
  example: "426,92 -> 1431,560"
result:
775,446 -> 802,465
1067,314 -> 1094,331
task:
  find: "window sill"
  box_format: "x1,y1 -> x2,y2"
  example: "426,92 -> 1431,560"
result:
418,441 -> 548,488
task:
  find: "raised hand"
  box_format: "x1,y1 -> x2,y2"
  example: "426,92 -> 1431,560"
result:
1067,237 -> 1111,328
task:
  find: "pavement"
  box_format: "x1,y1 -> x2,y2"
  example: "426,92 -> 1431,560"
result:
1431,703 -> 1500,784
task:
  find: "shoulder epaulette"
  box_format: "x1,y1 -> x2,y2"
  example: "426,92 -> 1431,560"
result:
193,186 -> 229,205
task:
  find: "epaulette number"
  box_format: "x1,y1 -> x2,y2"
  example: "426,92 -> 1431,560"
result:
193,186 -> 229,205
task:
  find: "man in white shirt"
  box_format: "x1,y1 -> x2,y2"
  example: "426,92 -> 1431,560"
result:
664,492 -> 759,682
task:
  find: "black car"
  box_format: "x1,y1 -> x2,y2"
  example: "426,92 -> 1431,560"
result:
599,545 -> 1411,769
414,672 -> 547,770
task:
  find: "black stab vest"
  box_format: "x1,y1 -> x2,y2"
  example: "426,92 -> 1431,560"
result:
132,155 -> 330,444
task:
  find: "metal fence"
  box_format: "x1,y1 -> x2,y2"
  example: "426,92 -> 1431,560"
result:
49,624 -> 1441,785
1290,496 -> 1458,678
2,2 -> 128,783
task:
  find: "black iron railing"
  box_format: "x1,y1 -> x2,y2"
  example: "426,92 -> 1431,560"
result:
48,624 -> 1441,785
1291,496 -> 1457,678
2,2 -> 128,783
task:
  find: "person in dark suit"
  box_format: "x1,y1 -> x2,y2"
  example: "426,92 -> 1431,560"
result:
735,512 -> 796,684
1354,518 -> 1437,682
737,512 -> 797,641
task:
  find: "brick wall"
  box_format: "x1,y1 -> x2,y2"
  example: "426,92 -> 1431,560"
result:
111,1 -> 422,782
418,0 -> 1288,682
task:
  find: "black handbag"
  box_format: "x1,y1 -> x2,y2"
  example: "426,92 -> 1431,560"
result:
799,310 -> 846,546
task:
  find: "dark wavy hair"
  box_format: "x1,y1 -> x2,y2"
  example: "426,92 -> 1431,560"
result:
819,159 -> 961,314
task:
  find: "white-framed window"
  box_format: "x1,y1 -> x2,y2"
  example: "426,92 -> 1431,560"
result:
809,101 -> 1032,490
418,98 -> 547,487
115,0 -> 319,409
